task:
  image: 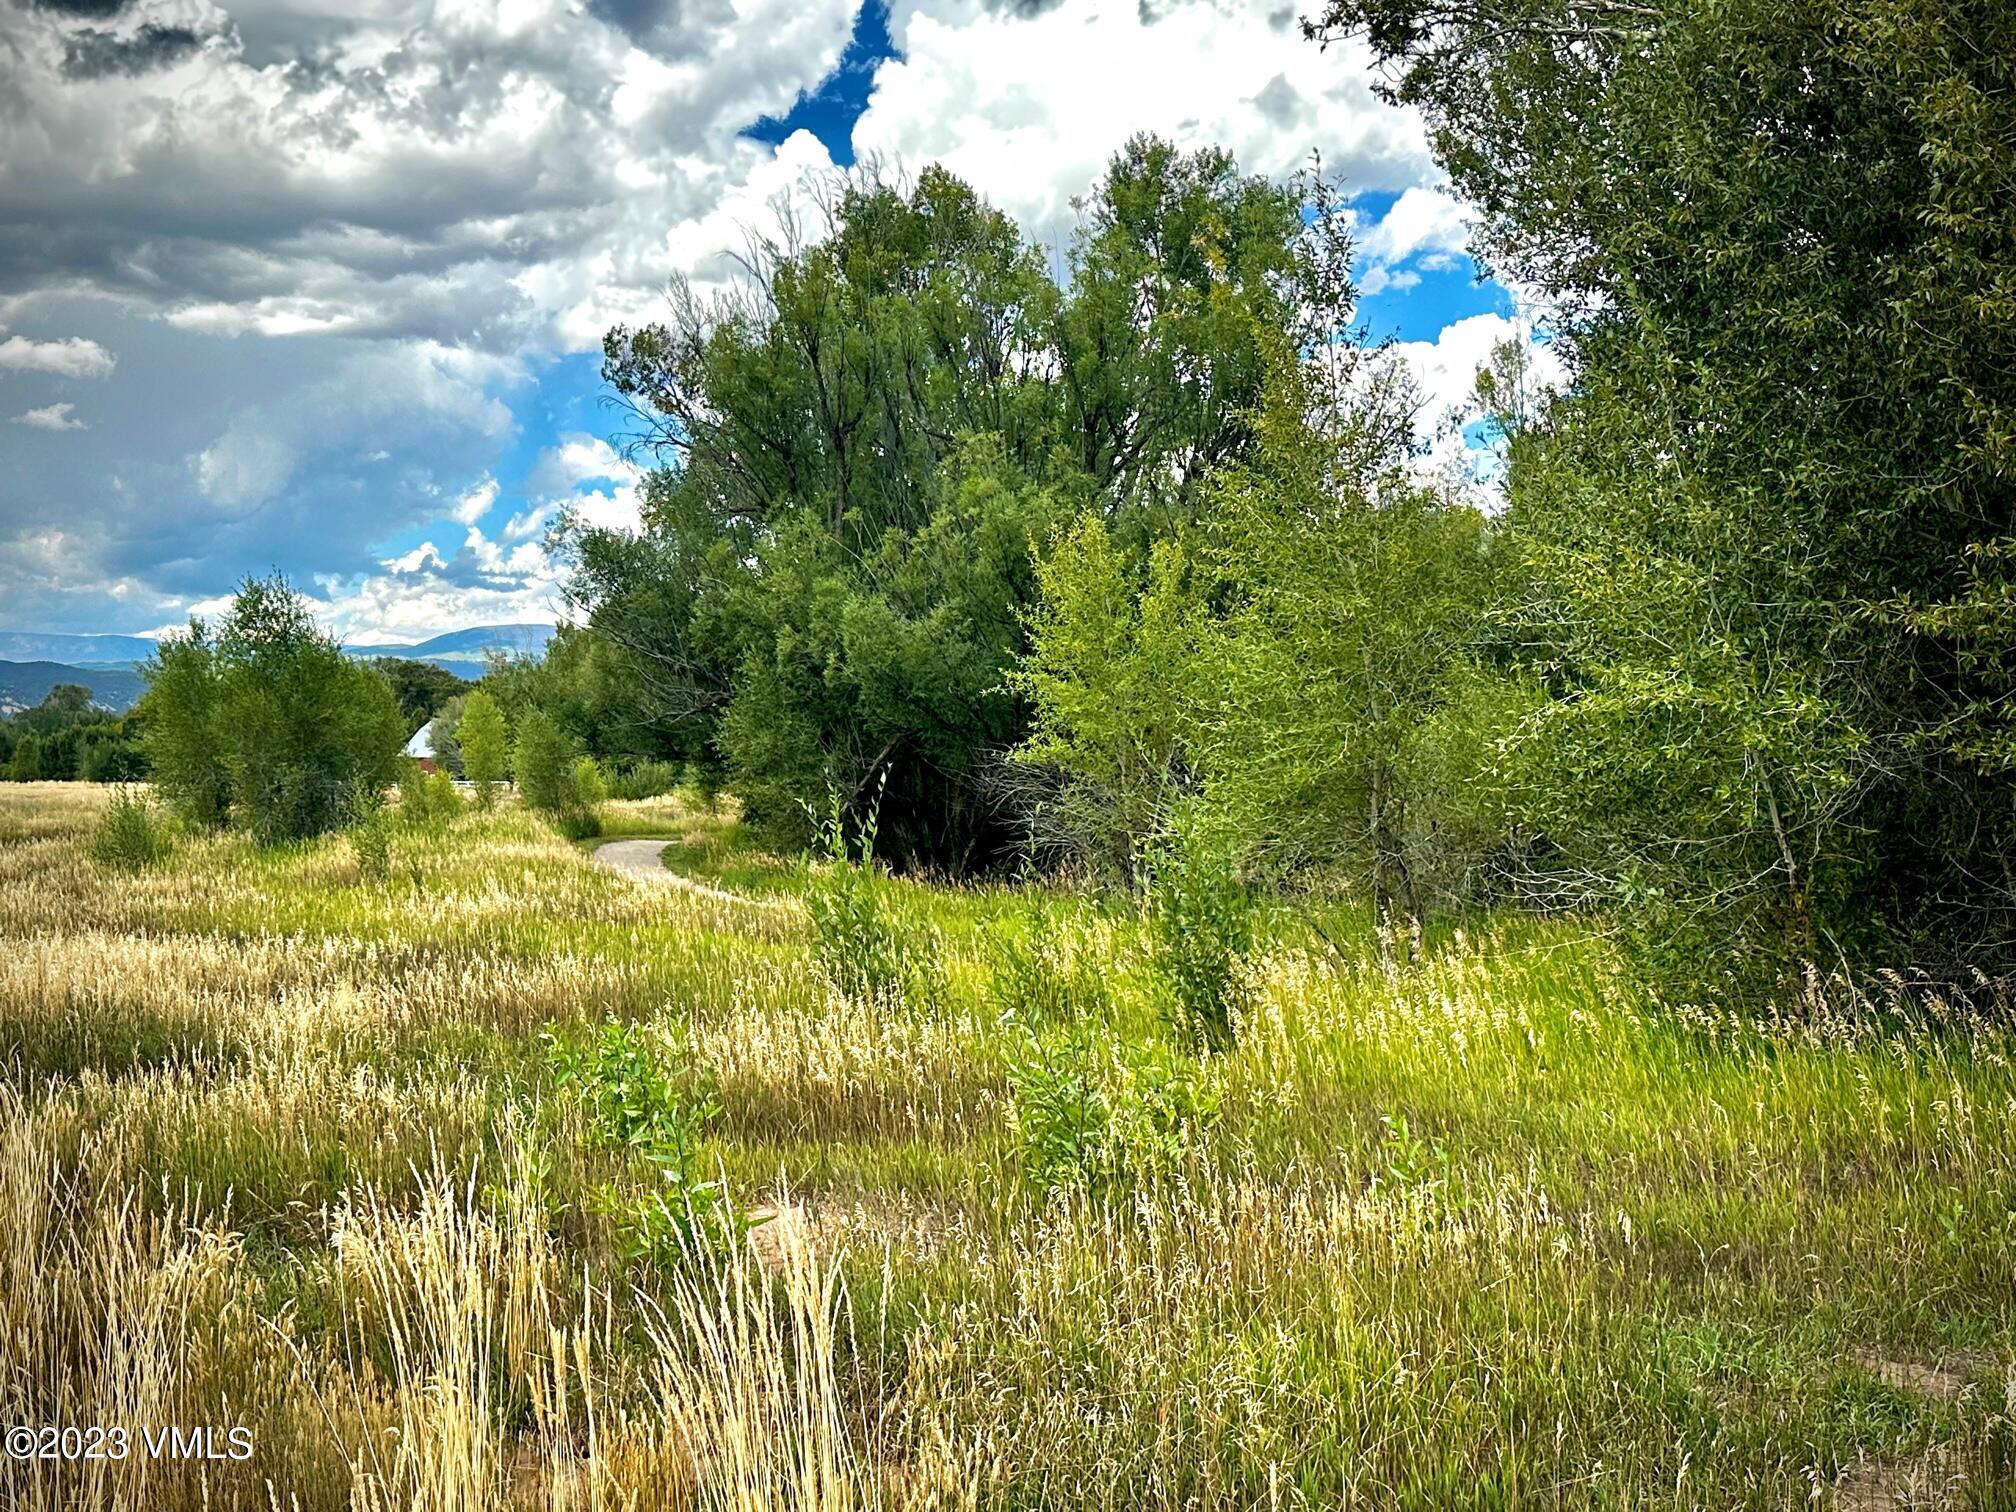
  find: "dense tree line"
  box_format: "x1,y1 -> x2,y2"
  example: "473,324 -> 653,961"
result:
0,684 -> 147,782
525,0 -> 2013,1004
1301,0 -> 2015,993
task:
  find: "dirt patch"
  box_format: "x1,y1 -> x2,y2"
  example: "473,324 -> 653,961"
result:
1833,1349 -> 1998,1509
1850,1348 -> 1992,1404
1834,1443 -> 1967,1511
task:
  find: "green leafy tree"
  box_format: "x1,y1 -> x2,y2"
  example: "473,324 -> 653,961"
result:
512,707 -> 578,814
582,139 -> 1346,870
1012,231 -> 1493,914
0,686 -> 143,783
1309,0 -> 2016,990
6,734 -> 44,782
137,628 -> 230,827
513,707 -> 600,836
1011,520 -> 1204,875
457,689 -> 508,804
1198,342 -> 1503,921
373,658 -> 474,727
140,577 -> 406,842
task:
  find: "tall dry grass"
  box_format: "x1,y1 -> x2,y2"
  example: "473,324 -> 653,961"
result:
1,783 -> 2012,1508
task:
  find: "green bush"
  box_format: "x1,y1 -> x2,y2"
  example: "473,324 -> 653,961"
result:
396,762 -> 462,828
513,709 -> 575,813
1006,1020 -> 1222,1199
543,1017 -> 734,1264
344,780 -> 392,881
349,817 -> 391,882
571,756 -> 607,807
515,709 -> 601,838
802,788 -> 937,1008
427,769 -> 461,819
606,759 -> 683,801
88,788 -> 171,871
986,909 -> 1113,1026
554,807 -> 603,841
1143,810 -> 1252,1052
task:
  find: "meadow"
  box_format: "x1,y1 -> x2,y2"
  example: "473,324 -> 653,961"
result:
3,780 -> 2013,1510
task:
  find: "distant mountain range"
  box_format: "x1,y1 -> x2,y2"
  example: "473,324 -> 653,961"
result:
0,660 -> 148,716
341,623 -> 555,666
0,623 -> 555,717
0,631 -> 161,665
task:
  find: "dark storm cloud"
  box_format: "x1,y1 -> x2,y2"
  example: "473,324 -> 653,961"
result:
60,22 -> 207,79
23,0 -> 130,20
0,0 -> 867,632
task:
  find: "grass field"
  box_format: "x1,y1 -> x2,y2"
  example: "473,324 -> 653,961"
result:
2,781 -> 2013,1510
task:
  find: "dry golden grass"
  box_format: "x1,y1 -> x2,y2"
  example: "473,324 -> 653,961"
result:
1,782 -> 2013,1509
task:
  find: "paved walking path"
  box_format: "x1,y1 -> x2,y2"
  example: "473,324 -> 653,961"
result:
591,838 -> 790,911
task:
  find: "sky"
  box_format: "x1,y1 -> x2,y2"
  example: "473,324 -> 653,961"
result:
0,0 -> 1550,642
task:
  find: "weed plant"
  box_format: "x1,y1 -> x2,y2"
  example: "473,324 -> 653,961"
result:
87,786 -> 171,871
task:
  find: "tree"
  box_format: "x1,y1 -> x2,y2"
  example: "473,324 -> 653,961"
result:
583,139 -> 1352,870
78,721 -> 147,782
1011,520 -> 1204,875
458,689 -> 508,804
0,685 -> 144,783
1308,0 -> 2016,991
373,658 -> 474,728
512,707 -> 581,816
1010,182 -> 1505,916
6,734 -> 44,782
139,626 -> 230,826
140,577 -> 406,842
1197,341 -> 1505,921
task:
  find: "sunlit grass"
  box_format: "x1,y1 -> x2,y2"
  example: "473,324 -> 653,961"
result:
0,781 -> 2011,1509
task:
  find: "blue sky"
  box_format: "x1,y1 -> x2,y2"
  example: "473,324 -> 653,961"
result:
0,0 -> 1538,641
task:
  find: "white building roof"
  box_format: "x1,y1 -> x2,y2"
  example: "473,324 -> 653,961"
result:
403,720 -> 437,759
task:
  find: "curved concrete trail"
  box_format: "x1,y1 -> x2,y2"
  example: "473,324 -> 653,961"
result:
591,838 -> 791,911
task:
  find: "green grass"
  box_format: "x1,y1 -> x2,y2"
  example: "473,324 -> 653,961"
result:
1,783 -> 2011,1510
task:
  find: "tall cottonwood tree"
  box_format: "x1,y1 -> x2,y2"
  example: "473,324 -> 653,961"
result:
140,577 -> 405,843
581,139 -> 1345,868
1308,0 -> 2016,991
1015,261 -> 1503,909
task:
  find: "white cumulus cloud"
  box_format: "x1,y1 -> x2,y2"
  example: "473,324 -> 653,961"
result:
855,0 -> 1433,249
452,476 -> 501,526
1354,185 -> 1472,294
12,401 -> 87,430
0,334 -> 116,379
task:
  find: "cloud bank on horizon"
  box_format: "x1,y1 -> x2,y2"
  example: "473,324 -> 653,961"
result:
0,0 -> 1552,642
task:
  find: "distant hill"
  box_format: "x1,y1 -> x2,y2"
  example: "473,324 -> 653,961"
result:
0,631 -> 159,665
345,623 -> 554,669
0,660 -> 147,716
0,623 -> 554,706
